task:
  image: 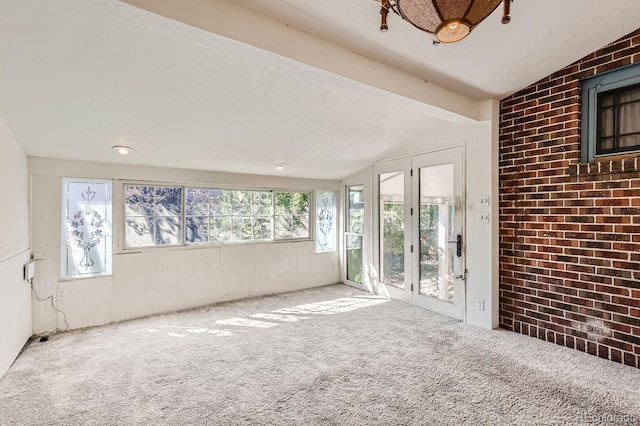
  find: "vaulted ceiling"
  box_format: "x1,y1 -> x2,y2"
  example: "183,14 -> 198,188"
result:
1,0 -> 639,179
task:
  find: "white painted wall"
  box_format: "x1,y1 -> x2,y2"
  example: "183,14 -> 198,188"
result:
342,106 -> 499,329
29,158 -> 341,333
0,115 -> 31,379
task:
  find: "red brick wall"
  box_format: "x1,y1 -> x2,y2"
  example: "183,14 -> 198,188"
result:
499,29 -> 640,368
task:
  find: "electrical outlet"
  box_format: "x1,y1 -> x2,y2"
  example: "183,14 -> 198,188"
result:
478,212 -> 490,223
476,300 -> 485,311
57,290 -> 66,300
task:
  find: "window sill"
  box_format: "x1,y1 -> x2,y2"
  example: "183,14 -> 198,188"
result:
570,155 -> 640,177
60,273 -> 113,282
117,238 -> 313,254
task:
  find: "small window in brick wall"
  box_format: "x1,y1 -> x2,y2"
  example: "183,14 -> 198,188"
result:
582,63 -> 640,162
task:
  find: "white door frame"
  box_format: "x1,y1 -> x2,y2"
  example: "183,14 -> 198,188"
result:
373,146 -> 466,321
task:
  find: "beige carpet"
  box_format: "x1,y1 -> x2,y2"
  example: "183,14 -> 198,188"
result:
1,284 -> 639,425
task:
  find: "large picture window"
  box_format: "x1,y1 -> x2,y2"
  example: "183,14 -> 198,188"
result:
61,178 -> 112,279
582,63 -> 640,162
124,184 -> 311,248
124,185 -> 182,247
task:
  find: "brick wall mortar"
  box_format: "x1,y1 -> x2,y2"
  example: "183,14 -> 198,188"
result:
499,29 -> 640,368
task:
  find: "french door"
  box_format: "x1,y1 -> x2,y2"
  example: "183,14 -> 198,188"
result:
374,146 -> 465,320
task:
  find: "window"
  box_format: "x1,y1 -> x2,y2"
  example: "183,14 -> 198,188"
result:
123,184 -> 311,248
597,84 -> 640,156
61,178 -> 112,279
185,189 -> 272,243
316,191 -> 337,252
274,192 -> 310,240
124,185 -> 182,247
582,63 -> 640,162
346,185 -> 364,284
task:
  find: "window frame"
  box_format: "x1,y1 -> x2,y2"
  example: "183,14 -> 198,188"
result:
184,188 -> 276,244
60,178 -> 113,280
120,181 -> 314,251
581,63 -> 640,163
273,190 -> 312,241
315,190 -> 337,253
345,184 -> 365,284
123,184 -> 184,249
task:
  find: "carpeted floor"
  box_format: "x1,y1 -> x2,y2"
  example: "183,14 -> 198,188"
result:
1,284 -> 639,425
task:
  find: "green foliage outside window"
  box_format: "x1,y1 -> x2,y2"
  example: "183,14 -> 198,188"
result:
125,185 -> 311,248
185,189 -> 273,243
275,192 -> 310,239
125,186 -> 182,247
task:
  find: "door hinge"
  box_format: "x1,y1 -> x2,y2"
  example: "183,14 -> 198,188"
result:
410,207 -> 413,216
411,283 -> 414,291
410,169 -> 413,177
410,245 -> 414,253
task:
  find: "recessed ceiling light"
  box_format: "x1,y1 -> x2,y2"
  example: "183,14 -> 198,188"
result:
112,145 -> 133,155
274,163 -> 286,171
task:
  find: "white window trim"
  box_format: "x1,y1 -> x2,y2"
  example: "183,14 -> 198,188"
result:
120,181 -> 315,251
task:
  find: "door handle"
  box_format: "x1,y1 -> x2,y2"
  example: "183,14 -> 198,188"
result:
447,234 -> 462,257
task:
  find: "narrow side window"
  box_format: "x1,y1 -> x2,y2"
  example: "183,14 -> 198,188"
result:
61,178 -> 112,279
316,191 -> 336,252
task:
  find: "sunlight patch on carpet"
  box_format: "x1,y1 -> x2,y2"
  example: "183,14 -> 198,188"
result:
215,318 -> 279,328
136,326 -> 238,337
272,296 -> 389,315
250,313 -> 311,322
134,294 -> 389,339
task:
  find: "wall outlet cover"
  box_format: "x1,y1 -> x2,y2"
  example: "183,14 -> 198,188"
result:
478,195 -> 490,206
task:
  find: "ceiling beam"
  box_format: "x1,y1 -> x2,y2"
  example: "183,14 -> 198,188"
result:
121,0 -> 482,122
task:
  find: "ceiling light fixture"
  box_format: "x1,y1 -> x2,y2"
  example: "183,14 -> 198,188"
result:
112,145 -> 133,155
379,0 -> 512,44
274,163 -> 286,171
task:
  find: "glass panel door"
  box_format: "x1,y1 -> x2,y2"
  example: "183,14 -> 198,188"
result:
380,171 -> 405,289
418,163 -> 455,300
374,158 -> 412,303
346,185 -> 364,284
412,147 -> 465,320
374,149 -> 464,318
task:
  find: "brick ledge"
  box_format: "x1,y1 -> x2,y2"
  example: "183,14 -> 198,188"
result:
569,156 -> 640,177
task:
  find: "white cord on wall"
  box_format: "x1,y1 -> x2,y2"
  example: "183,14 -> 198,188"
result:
30,286 -> 69,337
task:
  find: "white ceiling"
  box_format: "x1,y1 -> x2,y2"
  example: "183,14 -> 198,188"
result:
1,0 -> 639,180
224,0 -> 640,101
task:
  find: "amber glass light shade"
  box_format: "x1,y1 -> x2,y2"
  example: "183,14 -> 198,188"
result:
396,0 -> 502,43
